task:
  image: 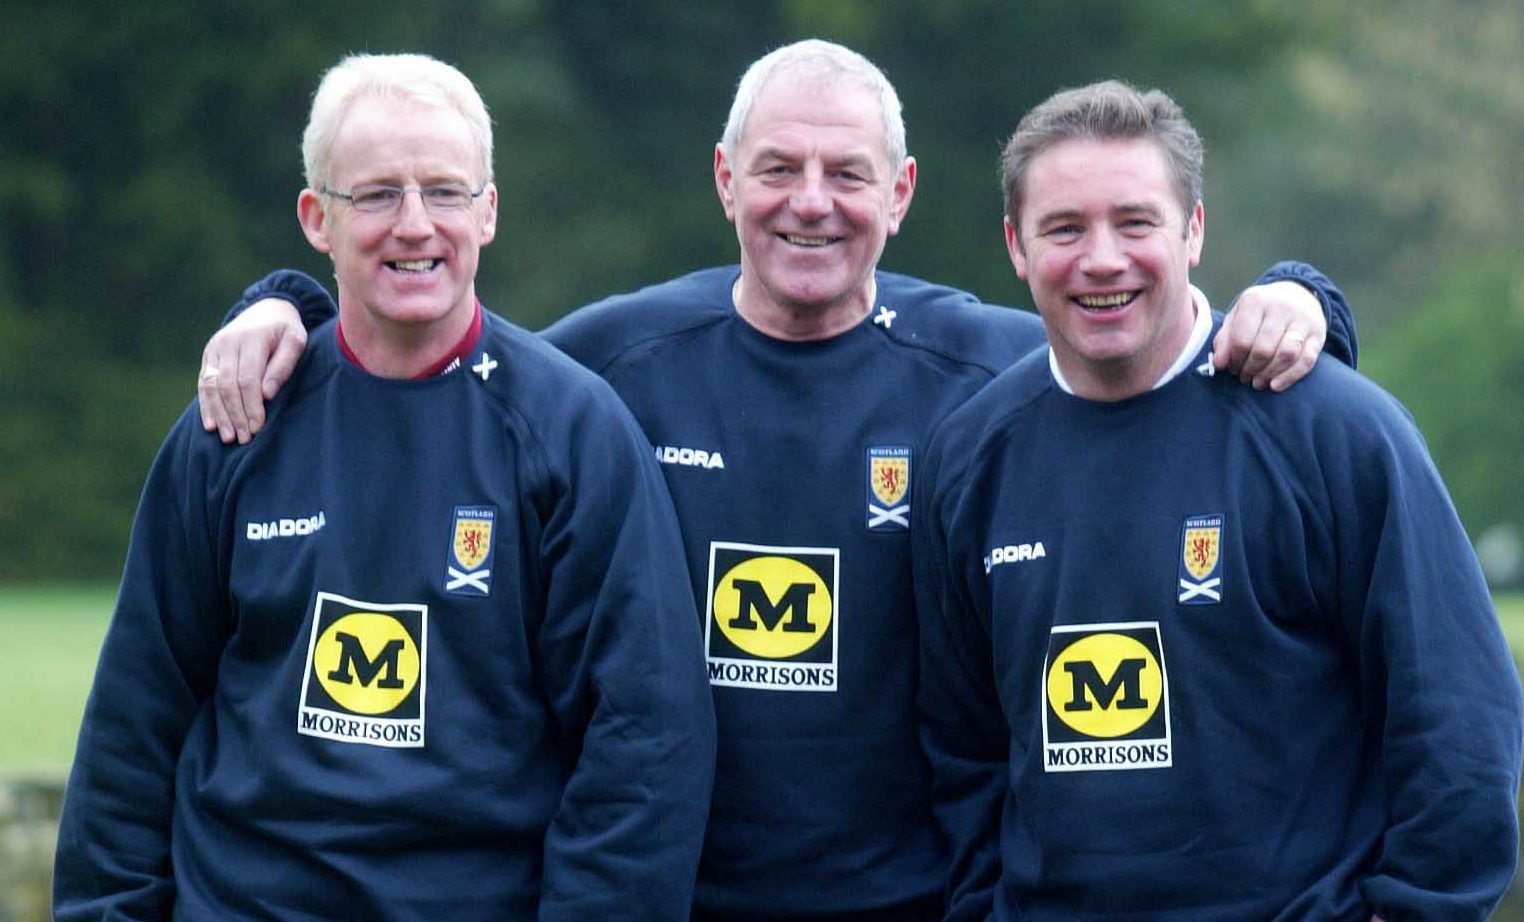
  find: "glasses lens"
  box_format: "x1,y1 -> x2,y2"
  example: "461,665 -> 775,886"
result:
339,183 -> 478,213
350,185 -> 404,213
423,184 -> 475,210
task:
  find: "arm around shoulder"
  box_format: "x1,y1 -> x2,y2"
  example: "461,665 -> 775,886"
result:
221,269 -> 338,332
1255,260 -> 1358,369
1210,259 -> 1356,391
201,270 -> 334,443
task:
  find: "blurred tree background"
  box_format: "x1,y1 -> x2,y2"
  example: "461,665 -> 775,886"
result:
1,0 -> 1520,584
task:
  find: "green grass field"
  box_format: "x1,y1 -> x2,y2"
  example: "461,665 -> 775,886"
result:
1504,592 -> 1524,655
3,585 -> 1523,777
0,584 -> 115,777
6,585 -> 1524,918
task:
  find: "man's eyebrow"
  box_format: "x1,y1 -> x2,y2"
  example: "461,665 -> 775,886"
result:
1033,208 -> 1085,227
748,144 -> 796,163
746,145 -> 879,170
827,152 -> 878,173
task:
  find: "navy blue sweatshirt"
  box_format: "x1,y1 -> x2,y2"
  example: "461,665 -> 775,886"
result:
215,261 -> 1353,919
54,311 -> 716,920
543,267 -> 1044,919
913,321 -> 1521,921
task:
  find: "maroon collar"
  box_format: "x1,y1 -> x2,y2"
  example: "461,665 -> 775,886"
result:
336,302 -> 484,379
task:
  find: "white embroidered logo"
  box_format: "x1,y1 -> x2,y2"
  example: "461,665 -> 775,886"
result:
246,511 -> 327,541
471,352 -> 498,381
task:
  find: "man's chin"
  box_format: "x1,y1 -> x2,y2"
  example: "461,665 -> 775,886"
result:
363,298 -> 462,328
771,276 -> 864,313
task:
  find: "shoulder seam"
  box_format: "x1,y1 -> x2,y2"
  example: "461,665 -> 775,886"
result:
590,313 -> 732,379
877,326 -> 1012,380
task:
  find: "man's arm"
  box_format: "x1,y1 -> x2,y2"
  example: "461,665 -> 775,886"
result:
53,409 -> 229,920
911,438 -> 1008,922
1327,391 -> 1521,919
197,261 -> 1358,441
1212,260 -> 1355,389
532,381 -> 716,920
198,270 -> 331,443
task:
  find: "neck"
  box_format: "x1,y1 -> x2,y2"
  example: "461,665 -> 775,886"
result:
336,296 -> 477,379
731,273 -> 876,342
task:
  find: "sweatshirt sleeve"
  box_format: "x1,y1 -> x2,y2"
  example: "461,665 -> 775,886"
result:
52,409 -> 230,921
1255,259 -> 1358,369
912,428 -> 1009,922
220,268 -> 337,332
1330,396 -> 1523,920
530,381 -> 717,921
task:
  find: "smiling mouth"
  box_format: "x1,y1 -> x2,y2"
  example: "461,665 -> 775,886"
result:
387,259 -> 442,272
1074,291 -> 1138,311
780,233 -> 840,248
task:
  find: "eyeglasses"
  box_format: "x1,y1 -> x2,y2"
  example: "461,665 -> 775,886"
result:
321,182 -> 487,214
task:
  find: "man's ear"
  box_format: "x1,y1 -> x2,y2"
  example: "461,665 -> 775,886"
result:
885,156 -> 917,236
1004,216 -> 1029,281
297,189 -> 332,254
714,143 -> 737,221
1187,199 -> 1204,268
478,183 -> 499,247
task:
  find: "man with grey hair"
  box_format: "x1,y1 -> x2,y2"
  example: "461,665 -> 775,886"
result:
53,52 -> 715,920
915,79 -> 1521,920
193,42 -> 1353,920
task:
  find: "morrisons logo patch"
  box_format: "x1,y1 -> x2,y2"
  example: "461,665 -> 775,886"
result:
704,542 -> 838,692
1042,622 -> 1171,772
297,592 -> 427,748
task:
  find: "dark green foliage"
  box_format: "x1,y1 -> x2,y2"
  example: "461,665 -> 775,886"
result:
1362,253 -> 1524,539
0,0 -> 1517,579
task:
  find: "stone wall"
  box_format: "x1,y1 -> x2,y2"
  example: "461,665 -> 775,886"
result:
0,778 -> 62,922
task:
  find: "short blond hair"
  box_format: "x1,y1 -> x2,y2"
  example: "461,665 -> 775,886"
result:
302,52 -> 493,191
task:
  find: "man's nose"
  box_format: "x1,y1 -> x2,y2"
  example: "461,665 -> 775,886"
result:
789,168 -> 832,221
1079,226 -> 1126,275
391,189 -> 436,238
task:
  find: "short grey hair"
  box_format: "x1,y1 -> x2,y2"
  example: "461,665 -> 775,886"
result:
1001,80 -> 1202,236
721,39 -> 906,171
302,53 -> 493,192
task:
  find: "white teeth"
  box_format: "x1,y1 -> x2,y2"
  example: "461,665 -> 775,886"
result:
392,259 -> 437,272
784,234 -> 832,247
1076,292 -> 1134,308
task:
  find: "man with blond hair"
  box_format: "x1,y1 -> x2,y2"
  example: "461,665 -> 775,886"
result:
53,53 -> 715,920
193,41 -> 1352,920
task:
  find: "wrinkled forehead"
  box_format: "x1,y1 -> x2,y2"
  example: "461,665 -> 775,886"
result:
742,73 -> 891,158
